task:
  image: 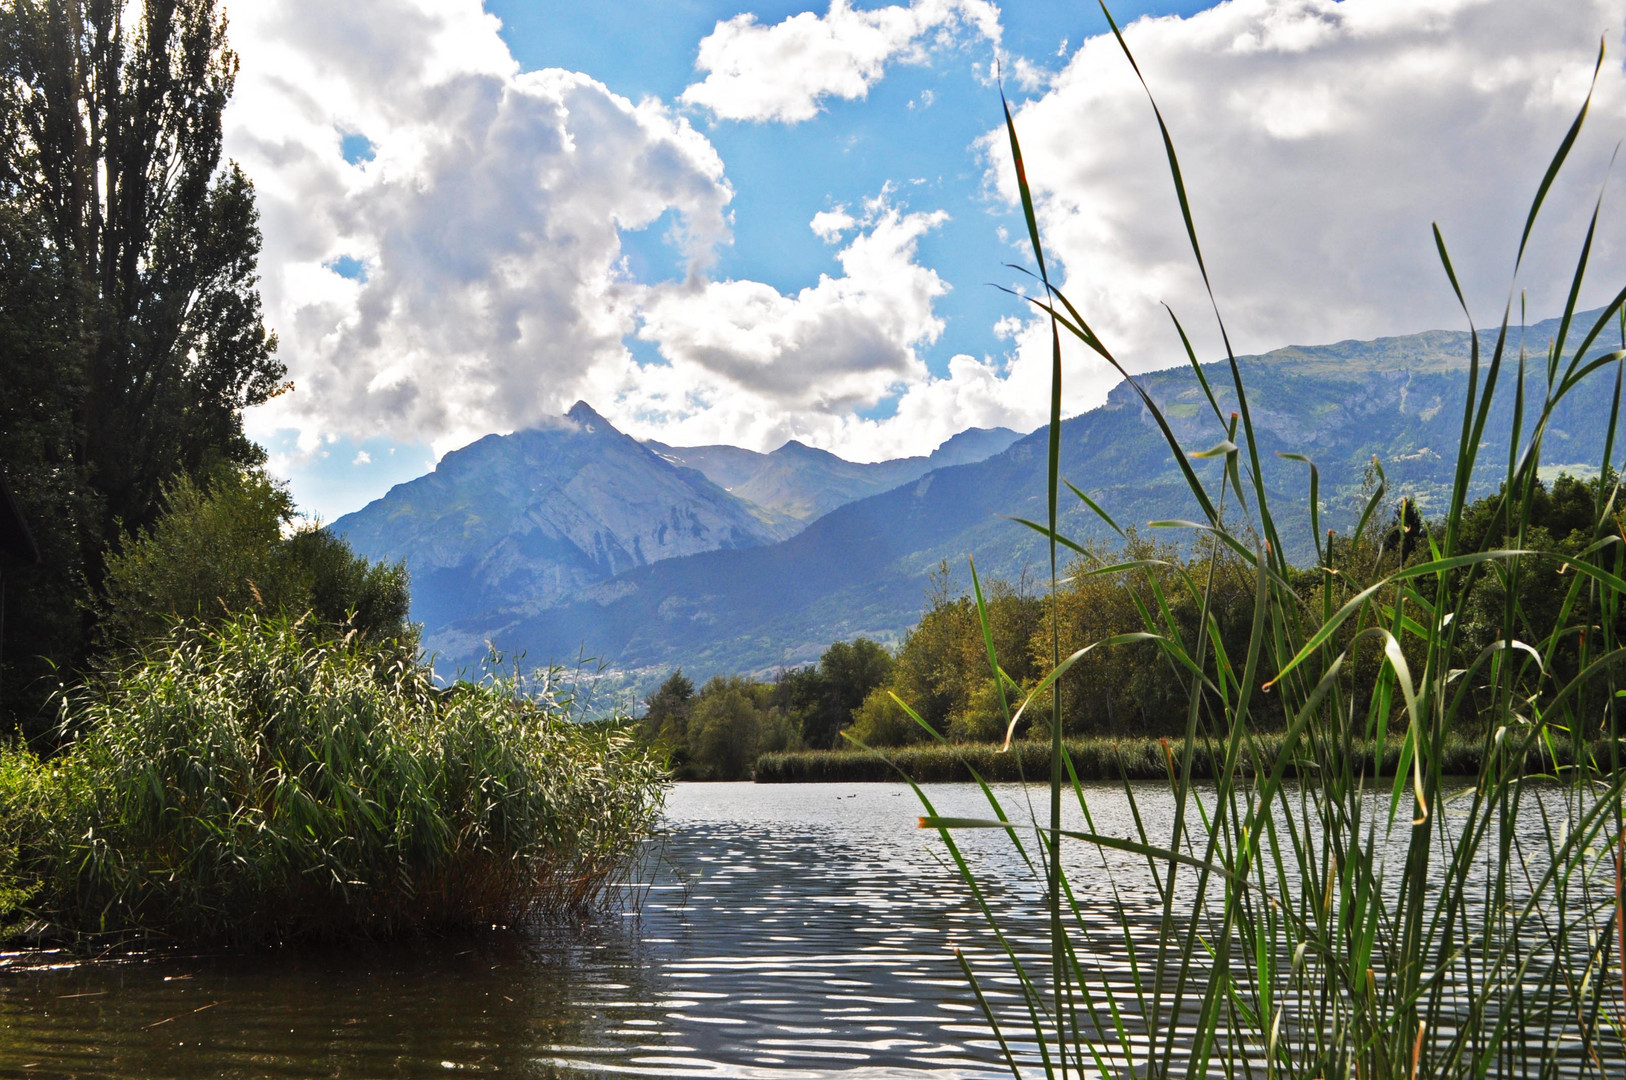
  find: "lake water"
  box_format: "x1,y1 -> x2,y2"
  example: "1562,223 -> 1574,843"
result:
0,782 -> 1132,1078
0,780 -> 1617,1077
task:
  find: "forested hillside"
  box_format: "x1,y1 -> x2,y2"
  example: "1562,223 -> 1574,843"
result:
434,310 -> 1619,682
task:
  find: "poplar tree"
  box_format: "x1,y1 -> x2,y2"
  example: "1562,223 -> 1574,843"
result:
0,0 -> 283,736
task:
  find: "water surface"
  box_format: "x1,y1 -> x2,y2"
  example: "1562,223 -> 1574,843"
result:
3,780 -> 1613,1077
0,782 -> 1080,1078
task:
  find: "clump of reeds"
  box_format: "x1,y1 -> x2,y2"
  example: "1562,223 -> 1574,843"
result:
909,13 -> 1626,1077
0,614 -> 666,944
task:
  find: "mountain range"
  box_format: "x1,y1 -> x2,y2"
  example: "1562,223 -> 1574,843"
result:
335,310 -> 1619,685
334,404 -> 1020,661
646,426 -> 1022,528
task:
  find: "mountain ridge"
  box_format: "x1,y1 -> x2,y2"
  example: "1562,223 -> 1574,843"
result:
336,404 -> 1022,649
645,425 -> 1020,526
422,309 -> 1620,682
333,399 -> 784,633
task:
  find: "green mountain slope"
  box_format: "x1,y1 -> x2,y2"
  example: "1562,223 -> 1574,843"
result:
433,312 -> 1620,679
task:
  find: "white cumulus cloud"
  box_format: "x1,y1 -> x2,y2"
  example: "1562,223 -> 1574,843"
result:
228,0 -> 735,457
680,0 -> 1002,123
229,0 -> 1626,510
611,195 -> 952,450
982,0 -> 1626,419
228,0 -> 972,472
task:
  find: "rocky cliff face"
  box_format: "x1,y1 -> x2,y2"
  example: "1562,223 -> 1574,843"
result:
333,402 -> 784,633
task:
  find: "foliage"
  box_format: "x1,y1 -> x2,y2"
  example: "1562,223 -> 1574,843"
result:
0,739 -> 42,935
1,0 -> 283,532
638,669 -> 695,769
0,0 -> 282,739
0,200 -> 93,738
849,564 -> 1043,746
912,25 -> 1626,1078
0,615 -> 666,943
641,673 -> 800,781
688,675 -> 778,782
847,542 -> 1270,747
98,466 -> 413,650
777,637 -> 893,749
843,477 -> 1610,753
757,732 -> 1523,785
638,637 -> 892,777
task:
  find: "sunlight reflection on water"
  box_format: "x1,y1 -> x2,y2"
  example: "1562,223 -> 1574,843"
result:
0,782 -> 1085,1079
2,779 -> 1608,1077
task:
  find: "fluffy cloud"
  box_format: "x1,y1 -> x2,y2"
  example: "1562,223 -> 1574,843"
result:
639,198 -> 947,404
229,0 -> 968,465
229,0 -> 735,455
984,0 -> 1626,412
232,0 -> 1626,503
605,217 -> 1082,464
681,0 -> 1001,123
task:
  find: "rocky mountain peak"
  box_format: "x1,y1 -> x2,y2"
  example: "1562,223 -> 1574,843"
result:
565,400 -> 607,429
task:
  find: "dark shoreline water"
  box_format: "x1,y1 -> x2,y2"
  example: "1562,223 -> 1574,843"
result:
0,783 -> 1058,1079
3,780 -> 1617,1077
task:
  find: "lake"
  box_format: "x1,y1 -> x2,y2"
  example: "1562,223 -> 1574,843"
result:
0,782 -> 1114,1078
0,780 -> 1614,1077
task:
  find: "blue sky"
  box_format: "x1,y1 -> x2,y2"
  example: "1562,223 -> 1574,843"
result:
488,1 -> 1208,354
485,0 -> 1210,400
224,0 -> 1626,523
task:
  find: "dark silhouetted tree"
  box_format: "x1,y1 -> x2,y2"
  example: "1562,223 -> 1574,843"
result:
0,0 -> 283,737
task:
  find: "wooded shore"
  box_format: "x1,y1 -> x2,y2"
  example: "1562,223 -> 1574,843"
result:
753,733 -> 1621,783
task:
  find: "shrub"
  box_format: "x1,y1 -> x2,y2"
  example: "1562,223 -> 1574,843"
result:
688,674 -> 769,780
99,466 -> 414,650
848,685 -> 918,746
3,615 -> 665,944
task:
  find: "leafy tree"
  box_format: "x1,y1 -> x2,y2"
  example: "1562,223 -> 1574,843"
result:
848,687 -> 916,747
0,0 -> 283,735
99,467 -> 413,649
639,669 -> 695,766
845,543 -> 1276,748
856,564 -> 1042,746
285,527 -> 412,646
2,0 -> 284,536
810,638 -> 892,748
1445,472 -> 1620,701
1382,498 -> 1426,564
689,675 -> 766,781
0,201 -> 91,736
1038,532 -> 1267,739
640,670 -> 804,779
770,663 -> 826,745
768,641 -> 895,751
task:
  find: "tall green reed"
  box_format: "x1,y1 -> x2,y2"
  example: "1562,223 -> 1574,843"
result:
912,12 -> 1626,1077
0,614 -> 666,944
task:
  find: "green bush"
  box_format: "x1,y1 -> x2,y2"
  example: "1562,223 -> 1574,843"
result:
2,615 -> 665,944
847,685 -> 917,746
99,466 -> 413,650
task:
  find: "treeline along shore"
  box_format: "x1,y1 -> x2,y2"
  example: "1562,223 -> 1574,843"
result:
639,472 -> 1619,783
754,733 -> 1623,784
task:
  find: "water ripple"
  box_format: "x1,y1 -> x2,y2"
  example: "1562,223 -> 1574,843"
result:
4,780 -> 1613,1077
